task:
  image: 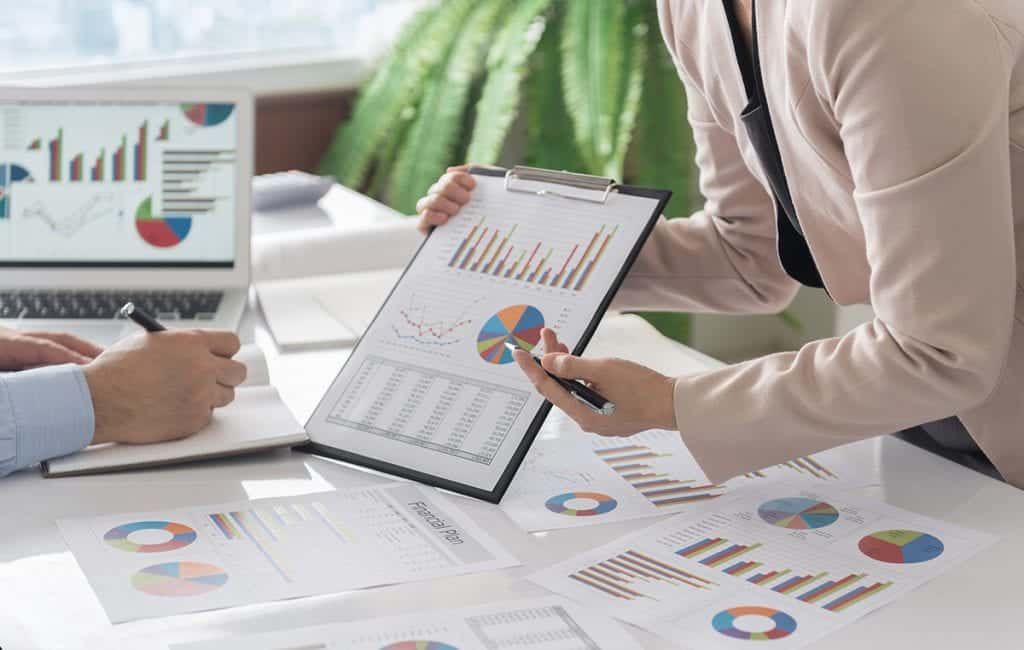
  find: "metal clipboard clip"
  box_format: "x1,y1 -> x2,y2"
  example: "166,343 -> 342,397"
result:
504,165 -> 619,204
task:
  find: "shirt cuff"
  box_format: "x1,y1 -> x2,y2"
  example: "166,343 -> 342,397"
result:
1,364 -> 95,470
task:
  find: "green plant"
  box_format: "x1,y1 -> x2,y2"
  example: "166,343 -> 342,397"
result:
320,0 -> 698,340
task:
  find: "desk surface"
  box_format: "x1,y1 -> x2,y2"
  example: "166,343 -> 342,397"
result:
2,311 -> 1022,650
5,184 -> 1024,647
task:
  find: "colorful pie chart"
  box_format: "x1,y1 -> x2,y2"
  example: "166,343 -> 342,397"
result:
131,561 -> 228,597
380,643 -> 458,650
858,530 -> 945,564
104,521 -> 197,553
757,497 -> 839,530
135,196 -> 191,248
545,492 -> 618,516
712,606 -> 797,640
181,102 -> 235,127
476,304 -> 544,364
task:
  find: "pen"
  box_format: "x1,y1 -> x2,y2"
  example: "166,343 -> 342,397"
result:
119,302 -> 167,332
504,341 -> 616,416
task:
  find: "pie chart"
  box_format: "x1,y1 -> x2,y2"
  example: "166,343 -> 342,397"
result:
380,643 -> 459,650
135,196 -> 192,248
181,102 -> 235,127
131,561 -> 228,597
104,521 -> 197,553
757,497 -> 839,530
476,304 -> 544,364
858,530 -> 944,564
712,606 -> 797,640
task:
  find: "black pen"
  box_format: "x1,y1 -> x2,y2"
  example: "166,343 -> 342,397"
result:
505,341 -> 616,416
119,302 -> 166,332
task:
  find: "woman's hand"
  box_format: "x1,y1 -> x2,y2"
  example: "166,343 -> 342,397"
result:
512,328 -> 677,436
0,326 -> 103,370
415,164 -> 476,235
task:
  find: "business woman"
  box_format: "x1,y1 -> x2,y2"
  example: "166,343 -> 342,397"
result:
416,0 -> 1024,490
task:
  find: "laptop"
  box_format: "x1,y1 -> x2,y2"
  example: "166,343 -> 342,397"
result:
0,87 -> 252,346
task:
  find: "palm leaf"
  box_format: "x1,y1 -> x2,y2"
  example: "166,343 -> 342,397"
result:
524,3 -> 585,171
630,15 -> 698,217
387,0 -> 506,213
464,0 -> 552,164
319,4 -> 449,189
561,0 -> 624,174
607,2 -> 648,179
561,0 -> 646,178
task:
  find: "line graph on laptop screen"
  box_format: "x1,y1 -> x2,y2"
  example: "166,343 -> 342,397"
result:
0,101 -> 238,266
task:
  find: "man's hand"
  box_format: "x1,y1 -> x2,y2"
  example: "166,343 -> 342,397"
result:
0,326 -> 102,370
513,328 -> 677,437
84,330 -> 247,446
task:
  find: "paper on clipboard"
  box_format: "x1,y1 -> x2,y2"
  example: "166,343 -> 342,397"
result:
302,166 -> 671,501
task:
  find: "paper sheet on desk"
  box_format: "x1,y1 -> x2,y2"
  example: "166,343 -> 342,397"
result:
58,483 -> 519,623
251,220 -> 420,282
528,485 -> 998,649
256,268 -> 402,350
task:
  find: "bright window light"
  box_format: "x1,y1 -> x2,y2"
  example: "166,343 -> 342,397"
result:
2,0 -> 425,75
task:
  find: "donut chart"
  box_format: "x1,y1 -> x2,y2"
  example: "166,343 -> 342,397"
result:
712,606 -> 797,641
476,304 -> 544,364
757,497 -> 839,530
545,492 -> 618,517
858,530 -> 945,564
380,642 -> 459,650
104,521 -> 197,553
135,196 -> 192,248
131,561 -> 228,597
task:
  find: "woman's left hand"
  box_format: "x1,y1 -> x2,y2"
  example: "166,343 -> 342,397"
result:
513,328 -> 677,437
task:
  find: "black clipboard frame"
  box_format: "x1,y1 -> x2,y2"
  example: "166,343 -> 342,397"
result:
297,166 -> 671,503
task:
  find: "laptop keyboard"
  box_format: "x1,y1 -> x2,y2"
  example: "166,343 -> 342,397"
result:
0,290 -> 223,320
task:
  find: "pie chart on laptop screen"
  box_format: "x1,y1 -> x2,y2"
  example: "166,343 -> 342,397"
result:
181,102 -> 235,127
135,196 -> 192,248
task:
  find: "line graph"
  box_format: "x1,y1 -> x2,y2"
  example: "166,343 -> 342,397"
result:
390,293 -> 482,348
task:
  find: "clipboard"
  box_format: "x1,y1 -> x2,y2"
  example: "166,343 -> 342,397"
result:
300,165 -> 671,502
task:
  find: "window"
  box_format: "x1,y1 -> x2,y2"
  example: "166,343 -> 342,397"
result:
3,0 -> 426,93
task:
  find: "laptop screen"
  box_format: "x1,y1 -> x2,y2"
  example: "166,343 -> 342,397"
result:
0,100 -> 238,268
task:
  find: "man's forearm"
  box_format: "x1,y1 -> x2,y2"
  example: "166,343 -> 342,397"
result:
0,365 -> 95,477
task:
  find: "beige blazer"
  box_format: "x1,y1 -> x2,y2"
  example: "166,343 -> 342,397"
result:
615,0 -> 1024,488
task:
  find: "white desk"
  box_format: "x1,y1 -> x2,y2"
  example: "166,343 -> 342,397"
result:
4,188 -> 1023,648
2,312 -> 1022,649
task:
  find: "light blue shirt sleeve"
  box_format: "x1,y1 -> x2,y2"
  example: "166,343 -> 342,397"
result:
0,364 -> 95,477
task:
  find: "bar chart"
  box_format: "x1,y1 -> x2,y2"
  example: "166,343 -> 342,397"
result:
447,217 -> 618,293
594,443 -> 723,508
568,548 -> 717,601
660,523 -> 897,616
36,124 -> 151,183
160,148 -> 235,215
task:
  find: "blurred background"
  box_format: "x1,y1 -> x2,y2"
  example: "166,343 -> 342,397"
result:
4,0 -> 864,360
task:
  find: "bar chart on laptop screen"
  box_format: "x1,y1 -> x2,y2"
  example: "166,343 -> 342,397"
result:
0,101 -> 238,264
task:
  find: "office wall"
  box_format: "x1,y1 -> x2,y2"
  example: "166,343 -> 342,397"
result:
255,90 -> 354,175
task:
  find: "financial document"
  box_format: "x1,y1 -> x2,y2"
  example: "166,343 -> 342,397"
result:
58,484 -> 518,622
501,410 -> 883,532
529,486 -> 996,649
172,596 -> 638,649
305,172 -> 664,495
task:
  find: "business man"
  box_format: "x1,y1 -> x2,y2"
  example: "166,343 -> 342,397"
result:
0,327 -> 246,476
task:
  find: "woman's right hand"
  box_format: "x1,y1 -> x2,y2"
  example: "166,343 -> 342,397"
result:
415,164 -> 477,235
